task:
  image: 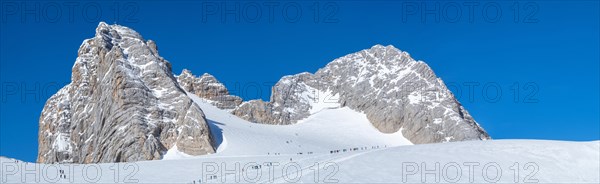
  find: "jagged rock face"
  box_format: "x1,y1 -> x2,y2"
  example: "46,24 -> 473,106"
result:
37,22 -> 215,164
177,70 -> 242,109
232,73 -> 316,124
232,45 -> 490,143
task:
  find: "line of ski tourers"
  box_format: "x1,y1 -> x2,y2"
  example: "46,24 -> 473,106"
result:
328,145 -> 385,154
188,145 -> 388,183
270,145 -> 387,156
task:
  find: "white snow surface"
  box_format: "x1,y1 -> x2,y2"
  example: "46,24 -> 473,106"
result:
1,140 -> 598,183
162,145 -> 194,160
2,94 -> 598,183
51,133 -> 72,153
187,92 -> 412,156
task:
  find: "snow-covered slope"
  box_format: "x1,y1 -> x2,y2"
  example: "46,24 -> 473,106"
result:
4,100 -> 598,183
186,92 -> 413,156
330,140 -> 600,183
2,140 -> 598,183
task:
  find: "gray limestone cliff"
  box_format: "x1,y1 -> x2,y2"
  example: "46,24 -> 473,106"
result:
177,69 -> 242,110
37,22 -> 215,164
230,45 -> 490,144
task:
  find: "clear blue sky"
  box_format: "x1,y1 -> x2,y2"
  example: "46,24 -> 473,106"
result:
1,1 -> 598,162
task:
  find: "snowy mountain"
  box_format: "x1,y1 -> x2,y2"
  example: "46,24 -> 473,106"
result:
1,19 -> 593,183
37,22 -> 492,164
5,97 -> 599,183
37,22 -> 215,163
231,45 -> 489,144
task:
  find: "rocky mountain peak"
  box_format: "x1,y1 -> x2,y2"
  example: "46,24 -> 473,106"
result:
233,44 -> 490,143
95,21 -> 143,41
177,70 -> 242,110
180,68 -> 193,76
38,23 -> 215,164
198,73 -> 223,86
366,44 -> 401,54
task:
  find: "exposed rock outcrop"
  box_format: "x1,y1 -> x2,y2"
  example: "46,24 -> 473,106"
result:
177,69 -> 242,110
37,22 -> 215,164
